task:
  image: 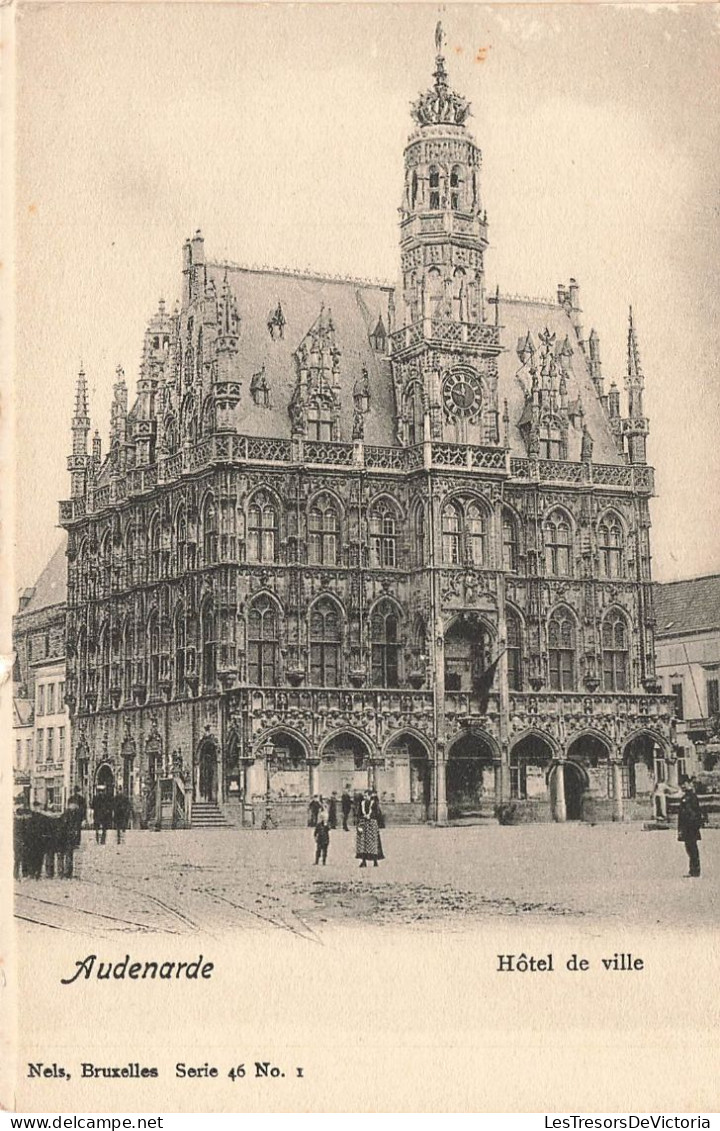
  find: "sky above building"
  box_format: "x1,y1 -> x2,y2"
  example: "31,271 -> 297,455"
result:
14,2 -> 720,589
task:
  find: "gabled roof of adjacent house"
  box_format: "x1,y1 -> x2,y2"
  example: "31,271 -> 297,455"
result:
13,697 -> 33,727
18,537 -> 67,615
654,574 -> 720,637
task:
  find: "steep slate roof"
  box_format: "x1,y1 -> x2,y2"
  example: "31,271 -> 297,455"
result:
193,267 -> 622,462
20,537 -> 67,614
209,264 -> 396,447
13,698 -> 33,727
497,298 -> 622,465
654,575 -> 720,637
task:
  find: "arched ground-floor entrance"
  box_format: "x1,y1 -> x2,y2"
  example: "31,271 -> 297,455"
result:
508,734 -> 555,821
565,734 -> 616,822
446,732 -> 496,820
197,736 -> 219,803
319,731 -> 373,801
383,733 -> 432,822
622,733 -> 662,820
549,760 -> 589,821
94,762 -> 115,798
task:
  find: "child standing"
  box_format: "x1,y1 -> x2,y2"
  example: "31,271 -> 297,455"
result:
313,817 -> 330,865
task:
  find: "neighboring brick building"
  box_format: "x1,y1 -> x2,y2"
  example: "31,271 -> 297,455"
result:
12,540 -> 71,809
655,574 -> 720,779
58,32 -> 673,827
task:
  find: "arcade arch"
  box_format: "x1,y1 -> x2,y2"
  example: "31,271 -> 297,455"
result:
446,731 -> 495,819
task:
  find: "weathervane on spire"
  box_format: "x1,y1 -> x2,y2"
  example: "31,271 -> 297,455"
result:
411,21 -> 471,127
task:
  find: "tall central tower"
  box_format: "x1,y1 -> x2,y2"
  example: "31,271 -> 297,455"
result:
393,25 -> 502,448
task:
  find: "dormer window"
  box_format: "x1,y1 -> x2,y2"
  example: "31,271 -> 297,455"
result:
539,421 -> 565,460
307,406 -> 334,442
370,317 -> 387,353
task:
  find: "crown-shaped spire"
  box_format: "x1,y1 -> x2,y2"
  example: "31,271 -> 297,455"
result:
411,22 -> 471,128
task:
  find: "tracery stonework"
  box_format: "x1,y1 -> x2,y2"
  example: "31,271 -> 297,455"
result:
60,30 -> 672,827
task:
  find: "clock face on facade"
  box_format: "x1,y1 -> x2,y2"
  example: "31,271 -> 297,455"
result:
443,371 -> 483,420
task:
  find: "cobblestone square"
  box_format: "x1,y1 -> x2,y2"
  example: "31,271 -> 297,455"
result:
15,822 -> 719,939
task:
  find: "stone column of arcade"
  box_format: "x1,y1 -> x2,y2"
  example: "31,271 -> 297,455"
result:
611,760 -> 624,821
667,754 -> 679,789
435,743 -> 448,825
309,760 -> 320,799
554,760 -> 567,823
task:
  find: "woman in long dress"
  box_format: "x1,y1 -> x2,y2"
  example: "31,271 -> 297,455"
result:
356,790 -> 384,868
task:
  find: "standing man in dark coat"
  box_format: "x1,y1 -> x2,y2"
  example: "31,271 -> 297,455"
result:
113,790 -> 132,844
340,787 -> 353,832
13,801 -> 33,879
67,790 -> 87,848
308,795 -> 321,828
677,779 -> 706,877
91,787 -> 112,844
327,792 -> 338,829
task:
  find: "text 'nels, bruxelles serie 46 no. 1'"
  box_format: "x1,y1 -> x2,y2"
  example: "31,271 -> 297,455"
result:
43,23 -> 677,831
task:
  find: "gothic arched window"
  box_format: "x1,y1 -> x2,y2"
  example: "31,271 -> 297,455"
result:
201,600 -> 216,690
414,503 -> 426,567
450,165 -> 463,210
603,611 -> 629,692
174,504 -> 187,575
248,493 -> 279,564
148,514 -> 161,580
148,611 -> 161,700
126,524 -> 145,587
599,515 -> 625,579
548,608 -> 576,691
442,502 -> 462,564
506,609 -> 523,692
411,170 -> 418,209
452,268 -> 466,321
100,532 -> 112,596
99,623 -> 111,708
429,165 -> 441,210
202,496 -> 218,565
123,619 -> 134,703
545,510 -> 573,576
174,604 -> 186,698
247,596 -> 279,687
308,497 -> 339,566
466,503 -> 486,566
309,599 -> 341,687
371,601 -> 401,688
502,509 -> 519,572
404,383 -> 424,446
426,268 -> 443,319
369,500 -> 399,568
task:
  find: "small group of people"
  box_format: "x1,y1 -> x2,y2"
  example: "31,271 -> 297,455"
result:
91,787 -> 132,845
13,789 -> 86,880
14,786 -> 134,881
309,787 -> 385,868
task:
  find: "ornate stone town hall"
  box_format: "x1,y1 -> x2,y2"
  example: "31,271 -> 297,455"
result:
60,32 -> 674,827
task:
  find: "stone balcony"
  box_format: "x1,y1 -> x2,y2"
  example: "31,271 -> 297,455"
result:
390,318 -> 502,356
58,436 -> 655,526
